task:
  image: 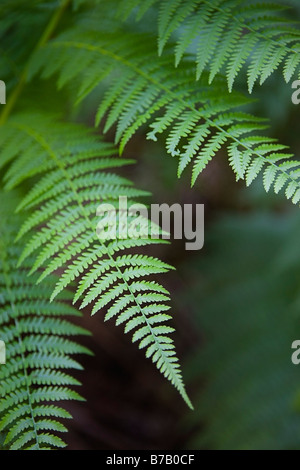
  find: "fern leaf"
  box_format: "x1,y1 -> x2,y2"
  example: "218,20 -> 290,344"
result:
0,199 -> 90,450
115,0 -> 300,91
28,29 -> 300,199
0,115 -> 192,409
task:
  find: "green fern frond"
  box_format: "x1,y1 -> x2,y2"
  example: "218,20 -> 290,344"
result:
0,115 -> 192,409
0,199 -> 91,450
114,0 -> 300,92
28,30 -> 300,199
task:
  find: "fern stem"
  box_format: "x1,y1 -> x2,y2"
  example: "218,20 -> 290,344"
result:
0,0 -> 71,126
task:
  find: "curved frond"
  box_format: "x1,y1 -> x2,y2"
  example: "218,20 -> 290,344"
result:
0,116 -> 192,409
28,30 -> 300,198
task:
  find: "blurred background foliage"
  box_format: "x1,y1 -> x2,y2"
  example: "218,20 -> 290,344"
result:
1,0 -> 300,450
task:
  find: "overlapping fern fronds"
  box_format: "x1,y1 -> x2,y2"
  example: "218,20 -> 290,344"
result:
0,115 -> 192,408
28,29 -> 300,200
115,0 -> 300,92
0,198 -> 91,450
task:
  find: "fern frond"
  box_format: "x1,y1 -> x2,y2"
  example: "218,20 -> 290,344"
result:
115,0 -> 300,92
28,30 -> 300,199
0,200 -> 90,450
0,115 -> 192,409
